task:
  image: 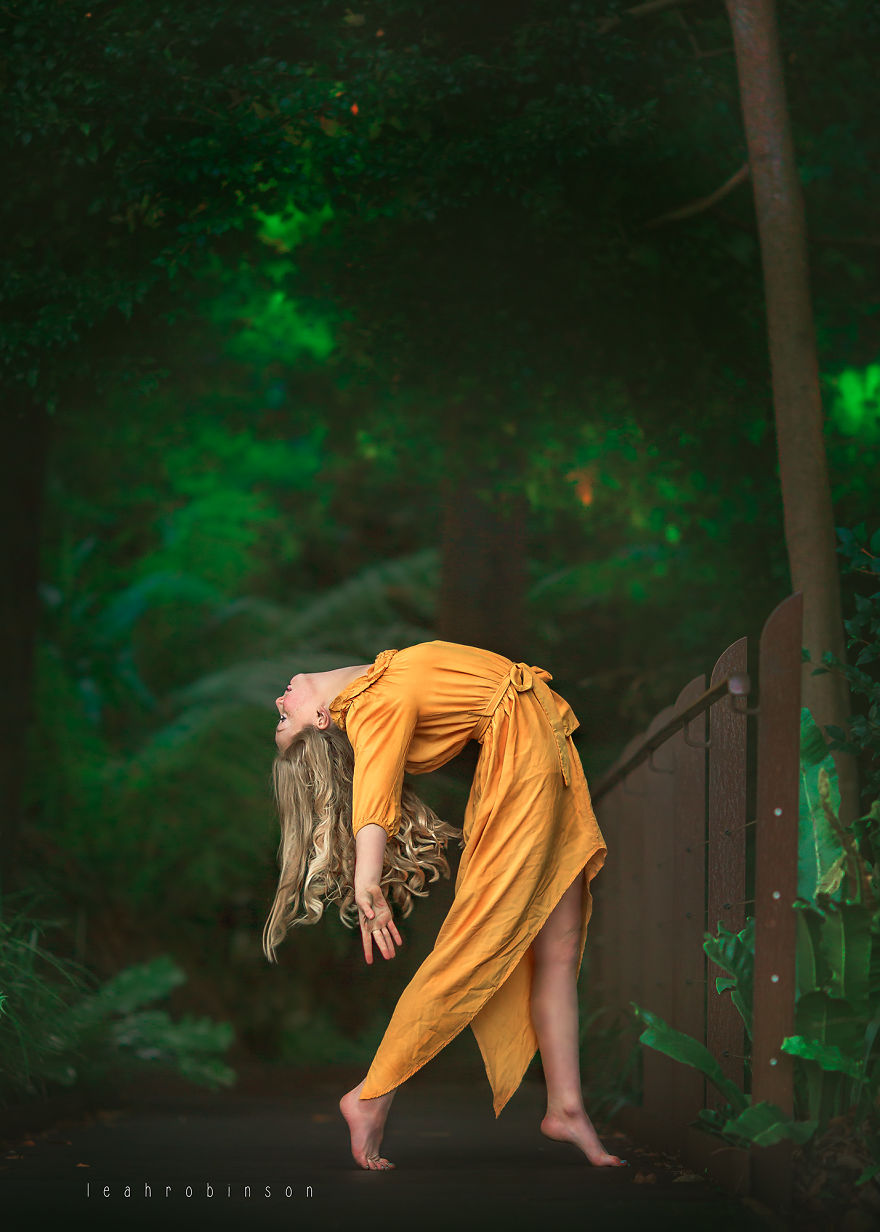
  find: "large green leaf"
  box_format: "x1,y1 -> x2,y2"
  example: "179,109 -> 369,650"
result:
721,1101 -> 817,1148
795,902 -> 829,999
780,1034 -> 861,1077
798,708 -> 844,901
632,1004 -> 747,1112
796,990 -> 866,1057
819,903 -> 873,1010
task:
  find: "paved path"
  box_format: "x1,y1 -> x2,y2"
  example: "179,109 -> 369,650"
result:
1,1063 -> 768,1232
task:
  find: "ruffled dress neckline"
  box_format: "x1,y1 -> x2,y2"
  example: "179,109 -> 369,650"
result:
329,648 -> 398,729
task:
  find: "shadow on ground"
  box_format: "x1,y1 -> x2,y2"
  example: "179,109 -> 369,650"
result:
0,1062 -> 771,1232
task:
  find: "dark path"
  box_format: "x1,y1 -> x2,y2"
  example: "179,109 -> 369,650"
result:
1,1063 -> 768,1232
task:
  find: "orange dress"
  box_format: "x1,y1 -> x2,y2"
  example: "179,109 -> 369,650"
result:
328,640 -> 606,1117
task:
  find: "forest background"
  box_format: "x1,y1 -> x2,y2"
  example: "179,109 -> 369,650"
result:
0,0 -> 878,1107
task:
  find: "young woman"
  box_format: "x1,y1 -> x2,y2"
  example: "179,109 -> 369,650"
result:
263,640 -> 624,1172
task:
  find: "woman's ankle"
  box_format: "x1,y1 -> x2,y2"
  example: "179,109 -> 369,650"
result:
544,1099 -> 586,1122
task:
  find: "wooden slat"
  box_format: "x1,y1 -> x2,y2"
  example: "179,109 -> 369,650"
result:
640,704 -> 679,1125
751,593 -> 803,1215
671,674 -> 708,1125
621,763 -> 646,1031
606,736 -> 641,1065
706,635 -> 748,1108
604,785 -> 623,1029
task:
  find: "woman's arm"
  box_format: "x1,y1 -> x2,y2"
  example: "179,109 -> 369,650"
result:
354,823 -> 403,964
354,822 -> 387,889
345,693 -> 417,962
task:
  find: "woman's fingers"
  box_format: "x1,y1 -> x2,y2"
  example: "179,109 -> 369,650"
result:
360,917 -> 374,964
373,928 -> 393,960
356,889 -> 401,964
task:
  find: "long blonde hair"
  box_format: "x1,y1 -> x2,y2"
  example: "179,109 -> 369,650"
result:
262,722 -> 461,963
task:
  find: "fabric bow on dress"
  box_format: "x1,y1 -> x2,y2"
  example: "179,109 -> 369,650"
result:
470,662 -> 572,787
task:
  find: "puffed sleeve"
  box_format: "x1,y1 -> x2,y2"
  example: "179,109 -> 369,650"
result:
345,690 -> 419,839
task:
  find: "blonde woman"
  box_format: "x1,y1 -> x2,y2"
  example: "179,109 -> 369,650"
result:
263,640 -> 624,1172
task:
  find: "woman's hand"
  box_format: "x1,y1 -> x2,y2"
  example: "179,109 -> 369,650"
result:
355,883 -> 403,965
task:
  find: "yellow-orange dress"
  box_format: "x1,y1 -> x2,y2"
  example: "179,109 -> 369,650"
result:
328,640 -> 606,1117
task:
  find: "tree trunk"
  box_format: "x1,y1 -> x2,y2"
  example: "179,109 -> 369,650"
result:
725,0 -> 860,825
436,420 -> 528,660
0,395 -> 50,902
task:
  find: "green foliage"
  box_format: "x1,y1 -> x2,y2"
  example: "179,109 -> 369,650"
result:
28,543 -> 439,928
781,1035 -> 861,1079
790,898 -> 878,1136
804,524 -> 880,807
830,365 -> 880,441
278,1006 -> 387,1067
799,708 -> 846,901
577,1002 -> 643,1121
704,918 -> 755,1040
630,1005 -> 816,1148
631,1005 -> 747,1113
719,1102 -> 818,1149
0,906 -> 234,1106
632,623 -> 880,1159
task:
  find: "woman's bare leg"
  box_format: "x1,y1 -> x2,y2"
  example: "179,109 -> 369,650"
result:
339,1079 -> 397,1170
530,870 -> 626,1166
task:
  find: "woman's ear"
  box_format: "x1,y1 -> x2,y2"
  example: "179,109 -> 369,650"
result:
315,705 -> 333,731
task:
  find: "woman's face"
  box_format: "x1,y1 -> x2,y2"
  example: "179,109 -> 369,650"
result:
274,675 -> 321,750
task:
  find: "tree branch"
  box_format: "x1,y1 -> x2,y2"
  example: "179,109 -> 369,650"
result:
672,6 -> 733,59
643,163 -> 750,228
596,0 -> 705,35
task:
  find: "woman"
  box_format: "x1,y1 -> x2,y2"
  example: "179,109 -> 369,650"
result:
263,640 -> 623,1171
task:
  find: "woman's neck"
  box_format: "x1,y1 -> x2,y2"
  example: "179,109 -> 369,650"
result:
321,663 -> 373,708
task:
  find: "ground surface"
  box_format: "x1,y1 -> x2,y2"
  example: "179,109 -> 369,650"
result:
0,1062 -> 771,1232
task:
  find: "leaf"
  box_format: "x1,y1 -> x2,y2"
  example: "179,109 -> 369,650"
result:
721,1101 -> 817,1147
819,903 -> 873,1008
795,902 -> 828,999
63,956 -> 188,1030
796,990 -> 866,1056
816,853 -> 846,898
703,918 -> 754,1038
857,1161 -> 880,1186
798,708 -> 844,900
780,1034 -> 861,1077
632,1004 -> 747,1112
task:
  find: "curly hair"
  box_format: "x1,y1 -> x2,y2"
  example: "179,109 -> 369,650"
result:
262,721 -> 461,963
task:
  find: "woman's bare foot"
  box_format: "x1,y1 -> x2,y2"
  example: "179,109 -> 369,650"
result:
339,1079 -> 396,1170
540,1107 -> 628,1167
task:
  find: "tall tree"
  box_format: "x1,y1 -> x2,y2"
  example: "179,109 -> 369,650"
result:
724,0 -> 860,823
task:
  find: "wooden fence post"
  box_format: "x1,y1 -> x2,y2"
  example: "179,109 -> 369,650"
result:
750,592 -> 803,1214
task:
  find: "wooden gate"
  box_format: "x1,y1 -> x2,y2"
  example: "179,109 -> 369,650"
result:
588,592 -> 803,1213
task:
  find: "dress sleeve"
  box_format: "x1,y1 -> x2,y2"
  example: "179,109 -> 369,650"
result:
345,690 -> 419,840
